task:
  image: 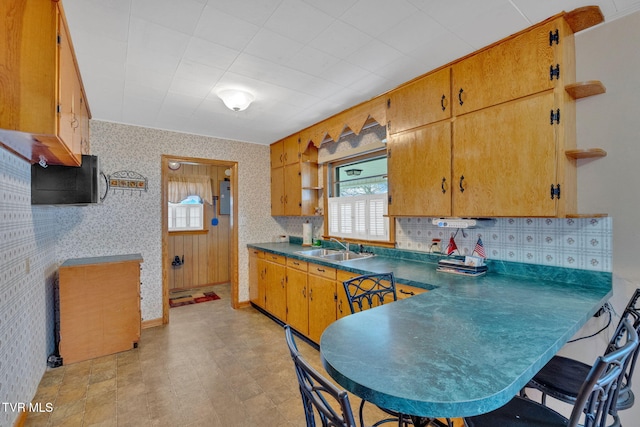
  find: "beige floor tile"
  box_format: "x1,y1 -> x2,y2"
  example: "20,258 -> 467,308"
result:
27,283 -> 354,426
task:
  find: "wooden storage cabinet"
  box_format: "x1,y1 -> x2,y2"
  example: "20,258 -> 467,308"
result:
248,249 -> 266,308
453,91 -> 559,216
58,254 -> 142,365
387,67 -> 451,134
388,121 -> 452,216
396,283 -> 428,300
307,263 -> 337,343
264,253 -> 287,320
271,141 -> 319,216
0,0 -> 90,166
286,258 -> 309,335
451,20 -> 558,116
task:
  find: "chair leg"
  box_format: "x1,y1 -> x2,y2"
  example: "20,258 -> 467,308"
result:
359,399 -> 367,427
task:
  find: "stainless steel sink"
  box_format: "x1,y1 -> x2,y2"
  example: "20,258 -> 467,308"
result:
295,248 -> 342,257
319,251 -> 374,262
295,248 -> 374,262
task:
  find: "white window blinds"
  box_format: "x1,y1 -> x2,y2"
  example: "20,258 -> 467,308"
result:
328,194 -> 388,241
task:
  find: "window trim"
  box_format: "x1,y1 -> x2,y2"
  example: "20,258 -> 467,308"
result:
323,149 -> 395,245
168,202 -> 205,232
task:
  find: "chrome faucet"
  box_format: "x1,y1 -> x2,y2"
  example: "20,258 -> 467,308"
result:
330,237 -> 349,252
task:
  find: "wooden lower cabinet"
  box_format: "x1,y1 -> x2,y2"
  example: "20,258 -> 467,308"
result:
336,270 -> 360,319
248,249 -> 266,308
249,251 -> 429,343
58,254 -> 142,364
307,263 -> 337,343
264,253 -> 287,320
286,258 -> 309,335
397,283 -> 428,300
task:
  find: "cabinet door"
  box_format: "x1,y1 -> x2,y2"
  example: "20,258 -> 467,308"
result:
387,67 -> 451,134
271,167 -> 285,216
308,275 -> 337,343
388,121 -> 452,217
265,261 -> 287,320
453,91 -> 557,217
270,140 -> 284,168
249,249 -> 265,307
283,134 -> 300,165
336,270 -> 360,319
452,20 -> 558,116
284,163 -> 302,216
286,268 -> 309,335
57,13 -> 81,161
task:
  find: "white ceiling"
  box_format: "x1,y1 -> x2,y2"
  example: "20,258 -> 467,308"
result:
63,0 -> 640,145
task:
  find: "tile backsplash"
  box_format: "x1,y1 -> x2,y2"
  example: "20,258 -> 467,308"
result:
396,217 -> 612,272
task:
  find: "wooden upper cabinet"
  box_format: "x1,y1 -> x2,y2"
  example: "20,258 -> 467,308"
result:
452,91 -> 558,217
387,67 -> 451,134
271,134 -> 301,167
271,166 -> 285,216
452,20 -> 559,116
0,0 -> 90,166
388,121 -> 452,217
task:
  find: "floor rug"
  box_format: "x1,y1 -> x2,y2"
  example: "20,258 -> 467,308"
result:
169,291 -> 220,308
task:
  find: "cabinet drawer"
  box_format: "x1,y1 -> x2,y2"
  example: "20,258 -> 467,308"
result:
396,283 -> 428,300
249,249 -> 265,258
287,257 -> 308,272
336,270 -> 361,284
308,263 -> 337,280
265,253 -> 286,264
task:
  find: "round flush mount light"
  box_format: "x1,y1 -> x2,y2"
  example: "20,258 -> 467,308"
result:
168,161 -> 181,170
217,89 -> 255,112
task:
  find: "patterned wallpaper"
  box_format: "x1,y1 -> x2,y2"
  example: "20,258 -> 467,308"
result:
396,216 -> 612,271
0,149 -> 58,426
54,120 -> 285,322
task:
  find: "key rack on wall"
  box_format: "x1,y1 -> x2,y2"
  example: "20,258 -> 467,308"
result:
106,170 -> 148,198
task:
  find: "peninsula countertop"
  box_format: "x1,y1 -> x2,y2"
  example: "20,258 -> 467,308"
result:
248,241 -> 612,418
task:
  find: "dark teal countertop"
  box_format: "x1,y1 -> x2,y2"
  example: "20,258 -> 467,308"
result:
248,241 -> 612,418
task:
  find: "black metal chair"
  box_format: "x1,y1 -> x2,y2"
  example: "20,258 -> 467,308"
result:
285,324 -> 359,427
524,288 -> 640,425
343,272 -> 398,314
464,318 -> 639,427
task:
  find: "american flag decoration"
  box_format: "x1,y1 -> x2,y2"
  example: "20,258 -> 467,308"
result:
473,237 -> 486,258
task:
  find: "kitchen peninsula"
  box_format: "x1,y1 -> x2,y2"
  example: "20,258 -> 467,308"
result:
248,240 -> 611,418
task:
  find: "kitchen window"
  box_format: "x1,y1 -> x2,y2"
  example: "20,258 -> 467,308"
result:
327,154 -> 389,241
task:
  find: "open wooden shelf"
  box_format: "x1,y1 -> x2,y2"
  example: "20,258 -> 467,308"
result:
566,213 -> 608,218
565,81 -> 606,99
564,6 -> 605,33
565,148 -> 607,159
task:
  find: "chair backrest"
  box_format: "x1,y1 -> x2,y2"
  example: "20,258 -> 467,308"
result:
284,325 -> 358,427
568,318 -> 639,427
613,288 -> 640,393
342,272 -> 397,314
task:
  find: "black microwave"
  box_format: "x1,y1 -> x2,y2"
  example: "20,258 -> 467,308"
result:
31,155 -> 99,205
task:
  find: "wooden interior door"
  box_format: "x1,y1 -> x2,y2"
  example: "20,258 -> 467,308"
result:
388,121 -> 452,217
453,91 -> 558,217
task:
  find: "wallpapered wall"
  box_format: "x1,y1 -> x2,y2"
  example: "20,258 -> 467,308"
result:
54,120 -> 283,322
0,149 -> 58,427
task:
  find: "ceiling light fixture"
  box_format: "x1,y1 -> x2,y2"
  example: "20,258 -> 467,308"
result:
217,89 -> 255,112
345,169 -> 362,176
168,161 -> 181,170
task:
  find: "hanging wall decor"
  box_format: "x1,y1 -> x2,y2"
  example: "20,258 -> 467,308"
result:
108,170 -> 148,196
